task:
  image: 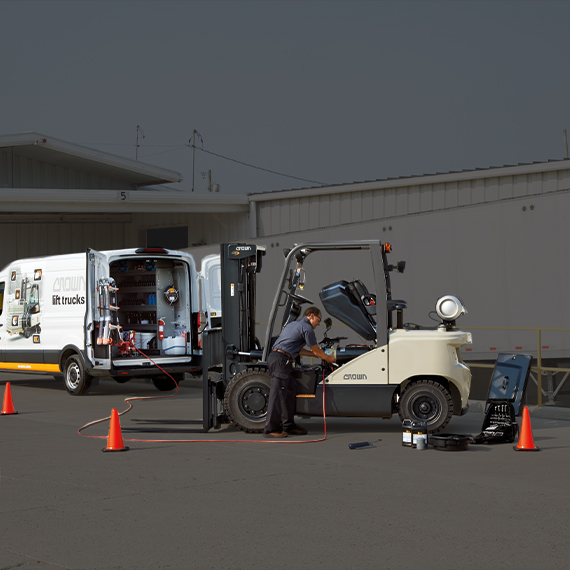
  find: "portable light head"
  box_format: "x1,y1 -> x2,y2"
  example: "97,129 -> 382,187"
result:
435,295 -> 466,326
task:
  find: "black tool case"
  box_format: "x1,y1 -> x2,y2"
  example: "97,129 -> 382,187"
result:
472,402 -> 518,444
472,353 -> 532,444
485,353 -> 532,416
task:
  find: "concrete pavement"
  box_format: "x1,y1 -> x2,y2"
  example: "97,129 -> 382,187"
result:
1,373 -> 569,570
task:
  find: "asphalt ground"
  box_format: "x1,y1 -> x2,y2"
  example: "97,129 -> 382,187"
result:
1,373 -> 569,570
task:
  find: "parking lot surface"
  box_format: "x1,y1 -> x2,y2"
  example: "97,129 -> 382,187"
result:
1,373 -> 569,570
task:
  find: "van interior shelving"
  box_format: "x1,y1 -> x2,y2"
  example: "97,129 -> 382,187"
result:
109,257 -> 192,360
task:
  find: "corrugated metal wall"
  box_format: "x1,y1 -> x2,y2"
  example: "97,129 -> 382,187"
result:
247,187 -> 570,362
254,167 -> 570,237
0,148 -> 130,190
0,212 -> 248,271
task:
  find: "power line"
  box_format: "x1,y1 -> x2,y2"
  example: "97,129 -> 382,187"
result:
79,140 -> 329,186
193,145 -> 328,186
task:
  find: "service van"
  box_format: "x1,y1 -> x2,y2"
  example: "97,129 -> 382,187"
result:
0,247 -> 219,395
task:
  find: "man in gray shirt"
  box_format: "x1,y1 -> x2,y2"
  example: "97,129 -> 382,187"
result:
264,306 -> 336,438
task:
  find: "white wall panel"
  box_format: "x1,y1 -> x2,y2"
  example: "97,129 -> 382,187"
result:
408,185 -> 420,213
384,188 -> 396,217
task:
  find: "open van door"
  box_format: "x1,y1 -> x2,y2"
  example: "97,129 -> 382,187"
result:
0,278 -> 5,363
200,254 -> 222,329
86,248 -> 111,370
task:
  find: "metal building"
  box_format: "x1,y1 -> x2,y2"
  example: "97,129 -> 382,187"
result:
245,160 -> 570,405
3,132 -> 570,404
0,133 -> 249,271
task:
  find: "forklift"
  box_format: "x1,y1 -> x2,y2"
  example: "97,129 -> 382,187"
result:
210,240 -> 472,434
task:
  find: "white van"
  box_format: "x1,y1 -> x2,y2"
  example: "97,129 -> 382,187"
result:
0,247 -> 219,395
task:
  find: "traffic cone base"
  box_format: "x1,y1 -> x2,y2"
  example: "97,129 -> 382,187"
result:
513,406 -> 540,452
1,382 -> 18,415
102,408 -> 129,452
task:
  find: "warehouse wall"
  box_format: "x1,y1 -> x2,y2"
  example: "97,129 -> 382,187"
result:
0,147 -> 131,190
253,165 -> 570,237
0,211 -> 248,271
238,188 -> 570,362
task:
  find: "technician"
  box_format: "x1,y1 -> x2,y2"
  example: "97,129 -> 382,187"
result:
264,306 -> 336,438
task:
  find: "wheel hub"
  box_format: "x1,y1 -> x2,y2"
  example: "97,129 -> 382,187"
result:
68,365 -> 80,388
239,385 -> 268,419
412,394 -> 440,422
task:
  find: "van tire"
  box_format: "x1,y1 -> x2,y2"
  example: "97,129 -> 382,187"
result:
152,375 -> 180,391
224,368 -> 271,433
63,355 -> 93,395
398,379 -> 453,433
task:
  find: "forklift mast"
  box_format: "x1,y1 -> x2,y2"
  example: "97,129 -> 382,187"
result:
220,244 -> 265,382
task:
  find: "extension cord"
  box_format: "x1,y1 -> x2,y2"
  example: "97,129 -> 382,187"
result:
79,341 -> 327,445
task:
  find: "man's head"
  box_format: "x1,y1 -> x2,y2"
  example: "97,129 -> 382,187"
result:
304,306 -> 322,329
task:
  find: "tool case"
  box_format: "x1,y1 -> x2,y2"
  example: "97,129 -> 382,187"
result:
472,353 -> 532,444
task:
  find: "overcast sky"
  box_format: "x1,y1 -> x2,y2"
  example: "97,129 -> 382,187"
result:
3,0 -> 569,195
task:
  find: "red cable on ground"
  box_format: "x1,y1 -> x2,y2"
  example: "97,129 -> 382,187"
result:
78,343 -> 327,445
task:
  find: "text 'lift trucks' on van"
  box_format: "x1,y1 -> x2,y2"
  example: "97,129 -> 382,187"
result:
0,248 -> 221,395
206,240 -> 472,434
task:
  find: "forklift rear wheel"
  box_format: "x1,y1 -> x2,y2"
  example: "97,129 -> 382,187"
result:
224,368 -> 271,433
63,355 -> 93,395
398,379 -> 453,433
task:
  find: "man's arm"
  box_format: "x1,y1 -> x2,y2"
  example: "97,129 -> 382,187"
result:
300,345 -> 336,363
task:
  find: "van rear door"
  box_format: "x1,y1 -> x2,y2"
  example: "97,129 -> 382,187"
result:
200,254 -> 221,328
86,249 -> 111,369
0,278 -> 5,363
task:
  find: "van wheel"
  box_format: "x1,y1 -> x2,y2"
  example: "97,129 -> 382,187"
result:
63,355 -> 93,395
398,379 -> 453,433
152,375 -> 180,391
112,376 -> 130,384
224,368 -> 271,433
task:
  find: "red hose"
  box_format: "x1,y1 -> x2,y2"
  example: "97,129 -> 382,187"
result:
78,344 -> 327,445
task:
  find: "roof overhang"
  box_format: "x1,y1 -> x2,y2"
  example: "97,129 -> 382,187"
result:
0,132 -> 183,187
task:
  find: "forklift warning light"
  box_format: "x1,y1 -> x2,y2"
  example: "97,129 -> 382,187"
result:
383,243 -> 392,253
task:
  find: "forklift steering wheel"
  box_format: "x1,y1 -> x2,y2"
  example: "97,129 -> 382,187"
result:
287,292 -> 314,305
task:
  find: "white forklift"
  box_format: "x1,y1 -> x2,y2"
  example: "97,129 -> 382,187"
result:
215,240 -> 472,434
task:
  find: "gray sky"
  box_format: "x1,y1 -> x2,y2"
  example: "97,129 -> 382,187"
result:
3,0 -> 569,194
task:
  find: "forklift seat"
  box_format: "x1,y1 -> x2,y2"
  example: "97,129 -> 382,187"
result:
319,280 -> 377,341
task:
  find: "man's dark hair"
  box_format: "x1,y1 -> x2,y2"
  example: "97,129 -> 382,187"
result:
304,306 -> 321,318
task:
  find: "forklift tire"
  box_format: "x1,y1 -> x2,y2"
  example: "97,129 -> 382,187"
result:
63,355 -> 93,395
224,368 -> 271,433
398,379 -> 453,433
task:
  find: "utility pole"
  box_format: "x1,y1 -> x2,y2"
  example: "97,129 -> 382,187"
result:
191,130 -> 203,192
201,169 -> 212,192
135,125 -> 145,160
564,129 -> 568,159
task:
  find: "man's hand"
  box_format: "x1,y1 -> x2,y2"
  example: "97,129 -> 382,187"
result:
305,345 -> 336,364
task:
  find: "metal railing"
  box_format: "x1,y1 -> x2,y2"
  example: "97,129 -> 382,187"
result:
463,326 -> 570,407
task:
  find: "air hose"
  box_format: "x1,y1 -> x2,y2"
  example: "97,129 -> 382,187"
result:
78,340 -> 328,445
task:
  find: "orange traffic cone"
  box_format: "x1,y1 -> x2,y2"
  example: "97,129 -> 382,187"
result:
514,406 -> 540,451
1,383 -> 18,415
102,408 -> 129,452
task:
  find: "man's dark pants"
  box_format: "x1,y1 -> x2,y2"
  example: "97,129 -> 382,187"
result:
264,351 -> 296,433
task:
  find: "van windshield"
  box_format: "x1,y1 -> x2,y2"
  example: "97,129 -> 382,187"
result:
0,281 -> 4,316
